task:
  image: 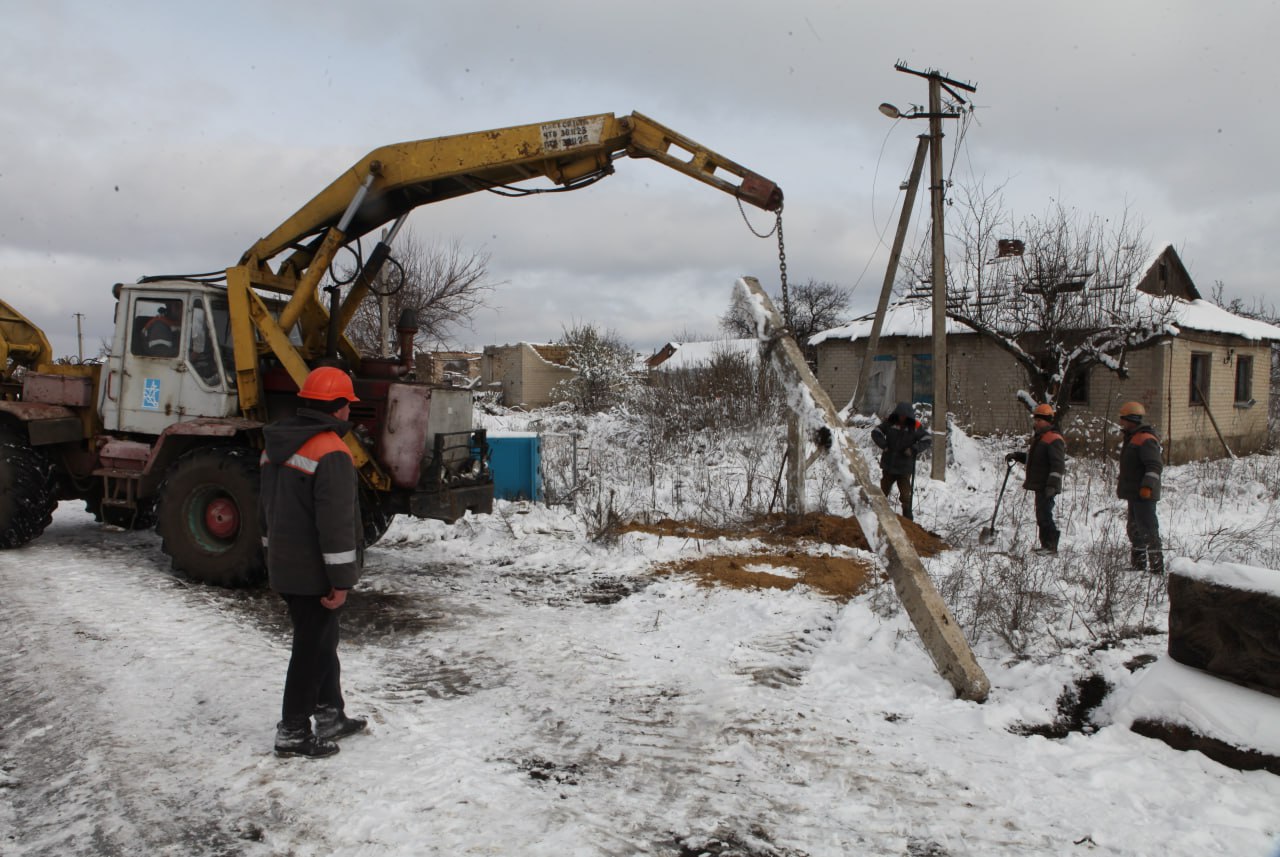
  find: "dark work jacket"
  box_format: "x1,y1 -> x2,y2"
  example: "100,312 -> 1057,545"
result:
1117,424 -> 1163,501
1020,426 -> 1066,493
871,405 -> 931,477
259,408 -> 363,595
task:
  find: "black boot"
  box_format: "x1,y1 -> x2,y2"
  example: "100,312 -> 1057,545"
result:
275,721 -> 339,759
1129,549 -> 1147,571
315,705 -> 368,741
1148,548 -> 1165,576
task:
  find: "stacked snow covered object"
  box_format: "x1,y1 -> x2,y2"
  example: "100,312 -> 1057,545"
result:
1167,558 -> 1280,697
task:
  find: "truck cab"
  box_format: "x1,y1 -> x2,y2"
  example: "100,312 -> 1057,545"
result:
99,281 -> 240,435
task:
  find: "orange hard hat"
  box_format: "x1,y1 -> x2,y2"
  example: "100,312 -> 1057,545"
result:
1032,403 -> 1055,419
1118,401 -> 1145,421
298,366 -> 359,402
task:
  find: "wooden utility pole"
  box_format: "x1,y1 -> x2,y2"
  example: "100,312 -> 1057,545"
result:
737,276 -> 990,702
786,412 -> 805,515
886,62 -> 977,481
854,134 -> 929,416
73,312 -> 84,362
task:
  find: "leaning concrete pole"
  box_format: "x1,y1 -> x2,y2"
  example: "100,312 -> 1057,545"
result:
736,277 -> 990,702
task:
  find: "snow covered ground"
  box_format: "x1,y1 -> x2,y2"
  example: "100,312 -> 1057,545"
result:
3,427 -> 1280,856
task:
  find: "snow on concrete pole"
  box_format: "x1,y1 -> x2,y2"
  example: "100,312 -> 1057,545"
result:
735,276 -> 990,702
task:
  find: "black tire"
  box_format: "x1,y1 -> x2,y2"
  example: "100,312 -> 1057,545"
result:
359,485 -> 396,547
157,446 -> 265,587
0,437 -> 58,549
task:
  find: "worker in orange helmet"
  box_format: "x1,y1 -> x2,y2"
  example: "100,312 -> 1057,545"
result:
1005,402 -> 1066,554
259,366 -> 368,758
1116,401 -> 1164,574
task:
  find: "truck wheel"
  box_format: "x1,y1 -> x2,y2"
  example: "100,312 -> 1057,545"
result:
0,437 -> 57,549
157,447 -> 264,587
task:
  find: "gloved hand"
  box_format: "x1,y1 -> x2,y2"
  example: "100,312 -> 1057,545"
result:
1139,486 -> 1152,500
1005,452 -> 1016,463
1043,485 -> 1058,500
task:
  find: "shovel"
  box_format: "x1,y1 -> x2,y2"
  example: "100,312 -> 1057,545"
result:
979,460 -> 1015,544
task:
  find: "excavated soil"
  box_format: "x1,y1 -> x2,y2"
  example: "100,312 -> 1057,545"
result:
623,512 -> 949,602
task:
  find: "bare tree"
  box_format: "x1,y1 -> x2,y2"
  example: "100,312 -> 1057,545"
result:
904,187 -> 1175,423
720,278 -> 852,359
553,322 -> 636,414
341,230 -> 497,355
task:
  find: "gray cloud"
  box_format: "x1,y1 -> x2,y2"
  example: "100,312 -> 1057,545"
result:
6,0 -> 1278,362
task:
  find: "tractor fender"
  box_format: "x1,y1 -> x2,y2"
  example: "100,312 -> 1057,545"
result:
0,401 -> 83,445
136,417 -> 266,497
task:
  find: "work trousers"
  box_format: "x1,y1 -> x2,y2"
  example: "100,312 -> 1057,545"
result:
1126,499 -> 1163,570
281,593 -> 344,728
879,472 -> 914,520
1034,491 -> 1059,550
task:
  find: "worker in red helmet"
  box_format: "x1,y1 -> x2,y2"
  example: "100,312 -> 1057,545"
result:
259,366 -> 368,758
1116,401 -> 1164,574
1006,402 -> 1067,554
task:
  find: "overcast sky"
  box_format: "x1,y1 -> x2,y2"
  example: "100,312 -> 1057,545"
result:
4,0 -> 1277,360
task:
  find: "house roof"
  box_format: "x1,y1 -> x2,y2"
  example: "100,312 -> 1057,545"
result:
811,243 -> 1280,345
809,301 -> 975,346
649,339 -> 761,370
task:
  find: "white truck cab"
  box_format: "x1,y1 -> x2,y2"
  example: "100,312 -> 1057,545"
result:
99,281 -> 239,434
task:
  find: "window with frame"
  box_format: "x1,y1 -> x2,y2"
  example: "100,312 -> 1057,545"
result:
1235,355 -> 1254,403
1189,352 -> 1211,405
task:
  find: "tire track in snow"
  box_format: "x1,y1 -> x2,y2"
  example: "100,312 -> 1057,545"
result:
0,517 -> 309,856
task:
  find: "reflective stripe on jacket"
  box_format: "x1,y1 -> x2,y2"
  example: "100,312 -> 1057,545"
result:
1117,426 -> 1163,501
1021,428 -> 1066,493
259,410 -> 363,595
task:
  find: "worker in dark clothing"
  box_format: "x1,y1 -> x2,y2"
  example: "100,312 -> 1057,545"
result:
141,302 -> 181,357
871,401 -> 931,520
260,366 -> 368,758
1006,402 -> 1067,554
1116,401 -> 1164,574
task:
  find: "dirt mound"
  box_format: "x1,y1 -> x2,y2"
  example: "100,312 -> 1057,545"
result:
620,511 -> 949,557
626,511 -> 948,601
655,551 -> 874,601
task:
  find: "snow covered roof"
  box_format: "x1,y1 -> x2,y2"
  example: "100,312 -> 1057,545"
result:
651,338 -> 760,370
811,242 -> 1280,346
809,300 -> 975,346
1166,298 -> 1280,341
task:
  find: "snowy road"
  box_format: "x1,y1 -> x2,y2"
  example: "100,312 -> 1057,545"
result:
2,502 -> 1278,856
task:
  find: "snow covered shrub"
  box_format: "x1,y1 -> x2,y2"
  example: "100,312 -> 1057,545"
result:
937,547 -> 1064,654
551,323 -> 637,414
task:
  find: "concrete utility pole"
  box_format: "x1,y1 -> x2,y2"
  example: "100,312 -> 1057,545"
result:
879,62 -> 977,482
737,276 -> 990,701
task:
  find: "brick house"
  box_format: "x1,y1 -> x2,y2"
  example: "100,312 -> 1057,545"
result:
480,342 -> 576,409
645,339 -> 760,370
416,350 -> 482,386
812,246 -> 1280,462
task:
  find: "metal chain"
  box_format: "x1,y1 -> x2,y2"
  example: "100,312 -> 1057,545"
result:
736,195 -> 791,328
775,207 -> 790,327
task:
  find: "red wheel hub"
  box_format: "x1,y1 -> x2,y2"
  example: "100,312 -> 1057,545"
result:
204,497 -> 239,539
